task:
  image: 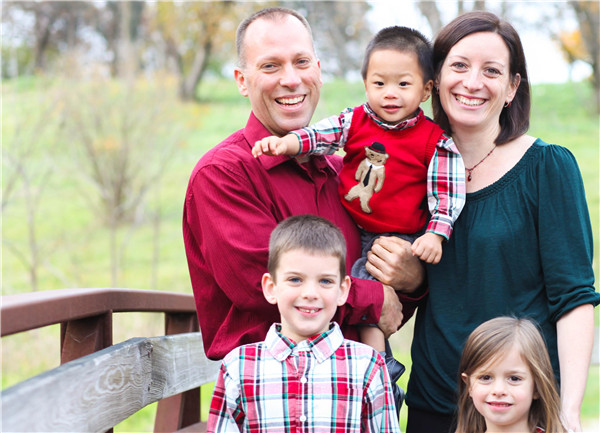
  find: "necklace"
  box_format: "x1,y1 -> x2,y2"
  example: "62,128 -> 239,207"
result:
465,145 -> 496,181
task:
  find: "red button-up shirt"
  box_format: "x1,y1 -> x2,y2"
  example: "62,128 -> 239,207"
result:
183,112 -> 418,360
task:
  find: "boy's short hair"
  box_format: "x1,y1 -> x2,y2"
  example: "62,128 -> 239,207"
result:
361,26 -> 434,83
268,215 -> 347,280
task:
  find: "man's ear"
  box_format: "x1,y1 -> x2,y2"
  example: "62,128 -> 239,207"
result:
262,272 -> 278,305
336,276 -> 351,306
234,68 -> 249,97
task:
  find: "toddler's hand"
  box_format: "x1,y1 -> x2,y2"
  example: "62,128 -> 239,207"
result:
411,232 -> 444,264
252,136 -> 284,158
252,134 -> 300,158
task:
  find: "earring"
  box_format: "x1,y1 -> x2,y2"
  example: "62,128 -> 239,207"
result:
504,101 -> 512,108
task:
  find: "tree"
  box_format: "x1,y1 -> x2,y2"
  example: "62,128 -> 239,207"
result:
58,79 -> 186,286
569,1 -> 600,112
1,2 -> 100,74
558,30 -> 588,82
151,1 -> 242,101
2,87 -> 63,291
287,1 -> 373,78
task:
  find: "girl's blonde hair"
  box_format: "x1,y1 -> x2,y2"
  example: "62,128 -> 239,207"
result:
456,317 -> 565,433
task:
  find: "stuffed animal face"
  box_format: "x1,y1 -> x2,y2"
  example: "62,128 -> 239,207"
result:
364,146 -> 389,165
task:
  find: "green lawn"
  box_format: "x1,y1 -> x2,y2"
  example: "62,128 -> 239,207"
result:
2,77 -> 598,432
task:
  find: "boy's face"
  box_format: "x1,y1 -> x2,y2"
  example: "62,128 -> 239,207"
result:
364,49 -> 433,124
262,249 -> 350,343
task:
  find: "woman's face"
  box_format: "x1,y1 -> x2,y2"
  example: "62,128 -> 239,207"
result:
437,31 -> 520,135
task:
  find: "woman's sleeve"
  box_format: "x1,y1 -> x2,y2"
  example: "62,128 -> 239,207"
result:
537,145 -> 599,321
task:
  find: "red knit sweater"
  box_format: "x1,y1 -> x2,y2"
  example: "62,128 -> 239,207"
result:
339,105 -> 444,233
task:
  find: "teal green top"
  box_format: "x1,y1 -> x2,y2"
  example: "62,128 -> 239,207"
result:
406,139 -> 599,415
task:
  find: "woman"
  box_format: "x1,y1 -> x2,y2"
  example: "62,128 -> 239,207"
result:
405,11 -> 599,433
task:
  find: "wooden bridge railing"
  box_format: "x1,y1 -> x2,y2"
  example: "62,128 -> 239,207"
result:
1,288 -> 221,432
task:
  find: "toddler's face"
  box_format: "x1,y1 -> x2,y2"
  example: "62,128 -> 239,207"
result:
363,49 -> 432,124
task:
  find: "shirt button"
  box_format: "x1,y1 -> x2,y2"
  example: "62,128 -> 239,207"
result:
300,377 -> 307,383
299,415 -> 307,422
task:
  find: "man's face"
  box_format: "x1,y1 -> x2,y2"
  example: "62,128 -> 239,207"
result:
234,15 -> 322,137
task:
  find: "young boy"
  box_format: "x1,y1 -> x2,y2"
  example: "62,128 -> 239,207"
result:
252,26 -> 465,357
207,215 -> 401,433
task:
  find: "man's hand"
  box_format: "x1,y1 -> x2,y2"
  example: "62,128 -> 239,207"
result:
366,236 -> 425,293
252,134 -> 300,157
377,284 -> 403,339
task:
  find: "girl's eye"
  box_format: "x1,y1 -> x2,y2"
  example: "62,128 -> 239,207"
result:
288,277 -> 302,284
374,81 -> 384,87
478,374 -> 492,383
508,376 -> 522,383
320,278 -> 335,286
399,81 -> 410,87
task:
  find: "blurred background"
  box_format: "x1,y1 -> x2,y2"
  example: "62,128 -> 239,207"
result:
2,1 -> 598,431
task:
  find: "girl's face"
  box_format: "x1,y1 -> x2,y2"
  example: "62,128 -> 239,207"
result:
437,31 -> 520,136
463,344 -> 538,432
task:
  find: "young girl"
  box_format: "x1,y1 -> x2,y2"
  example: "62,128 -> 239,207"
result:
457,317 -> 566,433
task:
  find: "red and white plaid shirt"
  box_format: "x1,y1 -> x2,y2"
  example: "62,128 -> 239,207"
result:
207,323 -> 401,433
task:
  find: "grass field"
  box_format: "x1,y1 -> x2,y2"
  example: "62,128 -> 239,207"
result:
2,76 -> 598,432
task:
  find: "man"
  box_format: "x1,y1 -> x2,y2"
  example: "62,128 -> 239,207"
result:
183,7 -> 425,361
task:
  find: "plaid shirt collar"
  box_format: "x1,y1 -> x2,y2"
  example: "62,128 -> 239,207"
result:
265,322 -> 344,364
363,103 -> 422,130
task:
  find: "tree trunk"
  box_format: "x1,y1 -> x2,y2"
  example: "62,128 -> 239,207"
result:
417,1 -> 443,35
570,1 -> 600,112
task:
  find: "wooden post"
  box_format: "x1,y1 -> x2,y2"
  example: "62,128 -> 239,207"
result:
154,313 -> 201,433
60,311 -> 113,364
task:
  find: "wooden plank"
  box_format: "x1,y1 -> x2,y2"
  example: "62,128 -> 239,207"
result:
1,333 -> 220,432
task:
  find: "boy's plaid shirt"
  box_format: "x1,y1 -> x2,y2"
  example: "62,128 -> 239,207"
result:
207,323 -> 401,433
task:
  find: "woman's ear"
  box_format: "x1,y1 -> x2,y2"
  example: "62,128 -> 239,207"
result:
507,72 -> 521,104
261,272 -> 278,305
